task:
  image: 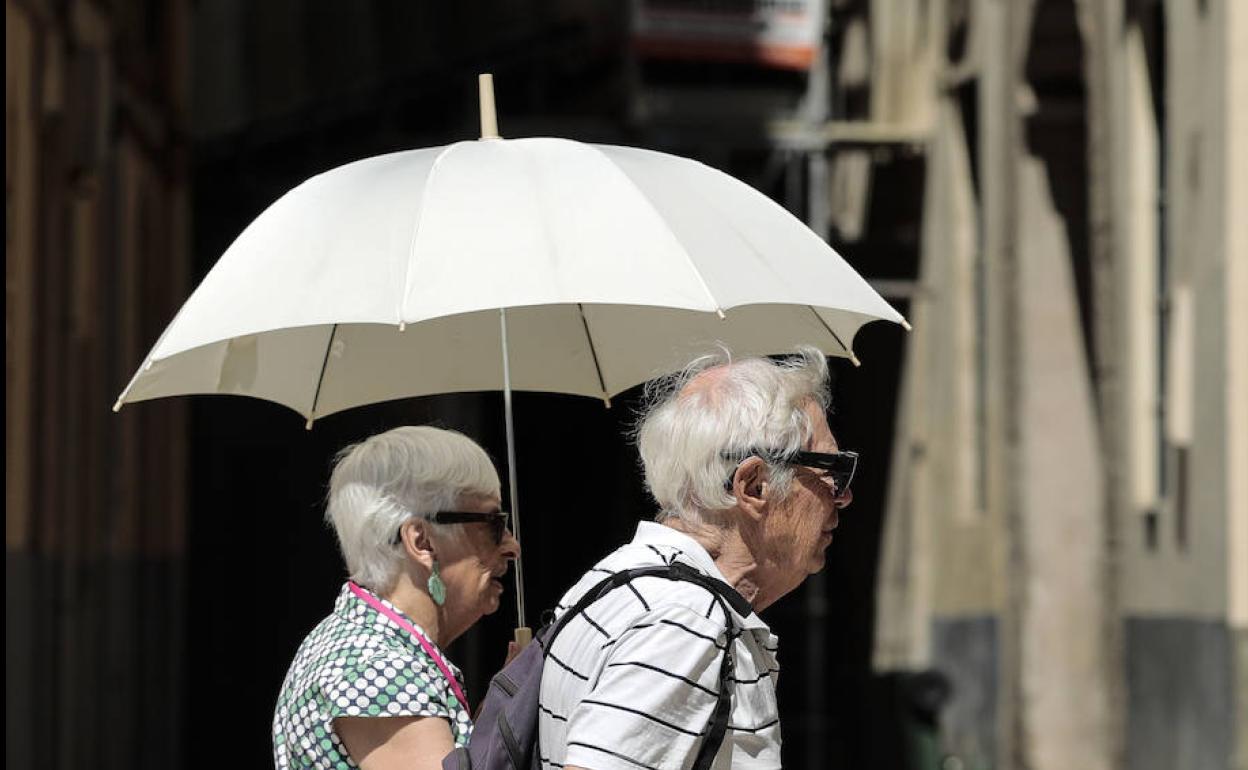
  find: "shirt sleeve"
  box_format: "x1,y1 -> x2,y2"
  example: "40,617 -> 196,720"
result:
563,602 -> 731,770
319,649 -> 455,720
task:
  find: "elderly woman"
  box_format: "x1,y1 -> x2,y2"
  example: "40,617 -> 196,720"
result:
273,426 -> 520,770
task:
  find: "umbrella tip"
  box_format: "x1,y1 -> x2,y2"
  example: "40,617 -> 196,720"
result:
112,399 -> 123,413
478,74 -> 500,140
602,395 -> 612,409
716,308 -> 726,320
849,352 -> 862,367
305,417 -> 315,430
900,318 -> 913,331
399,321 -> 406,332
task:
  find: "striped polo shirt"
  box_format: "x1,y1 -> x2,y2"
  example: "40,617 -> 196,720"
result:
537,522 -> 782,770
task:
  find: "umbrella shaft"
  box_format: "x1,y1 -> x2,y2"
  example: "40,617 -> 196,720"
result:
500,309 -> 526,627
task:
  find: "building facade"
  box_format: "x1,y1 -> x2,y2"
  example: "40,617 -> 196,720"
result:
7,1 -> 1244,768
871,1 -> 1248,769
7,0 -> 192,767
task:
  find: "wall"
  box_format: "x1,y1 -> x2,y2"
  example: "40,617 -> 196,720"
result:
5,1 -> 191,767
873,0 -> 1246,768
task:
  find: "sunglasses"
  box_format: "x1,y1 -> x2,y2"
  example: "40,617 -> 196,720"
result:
723,449 -> 859,497
391,511 -> 511,546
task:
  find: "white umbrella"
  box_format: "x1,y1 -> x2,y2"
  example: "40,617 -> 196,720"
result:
114,76 -> 908,637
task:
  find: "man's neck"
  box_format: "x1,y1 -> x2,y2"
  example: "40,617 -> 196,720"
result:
663,518 -> 766,610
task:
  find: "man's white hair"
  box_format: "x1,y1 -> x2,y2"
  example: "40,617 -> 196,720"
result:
326,425 -> 500,592
636,346 -> 831,524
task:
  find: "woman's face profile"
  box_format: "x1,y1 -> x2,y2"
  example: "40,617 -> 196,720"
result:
436,491 -> 520,622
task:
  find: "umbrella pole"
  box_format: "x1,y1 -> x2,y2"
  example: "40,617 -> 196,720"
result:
500,308 -> 532,648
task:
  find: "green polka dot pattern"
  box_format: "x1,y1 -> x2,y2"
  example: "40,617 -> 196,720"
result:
273,583 -> 472,768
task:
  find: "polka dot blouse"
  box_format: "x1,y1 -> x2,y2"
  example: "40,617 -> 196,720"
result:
273,583 -> 472,769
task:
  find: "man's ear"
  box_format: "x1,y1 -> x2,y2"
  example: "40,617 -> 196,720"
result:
398,518 -> 437,569
731,457 -> 770,522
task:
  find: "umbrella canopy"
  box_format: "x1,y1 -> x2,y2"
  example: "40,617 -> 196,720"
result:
116,75 -> 909,637
115,137 -> 907,420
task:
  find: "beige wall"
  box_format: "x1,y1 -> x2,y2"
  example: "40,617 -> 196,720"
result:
1222,0 -> 1248,636
873,92 -> 1000,670
923,98 -> 1002,620
1117,0 -> 1237,619
1224,3 -> 1248,762
875,0 -> 1245,768
1015,148 -> 1112,770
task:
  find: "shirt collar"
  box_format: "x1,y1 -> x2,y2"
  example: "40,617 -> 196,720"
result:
333,582 -> 464,679
630,521 -> 768,631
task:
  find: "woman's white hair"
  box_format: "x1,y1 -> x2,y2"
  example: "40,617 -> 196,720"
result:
325,425 -> 500,593
635,346 -> 831,524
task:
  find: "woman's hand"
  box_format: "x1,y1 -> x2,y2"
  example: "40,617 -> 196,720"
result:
504,640 -> 521,667
334,716 -> 455,770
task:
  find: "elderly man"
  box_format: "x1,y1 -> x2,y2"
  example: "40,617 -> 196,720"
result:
537,347 -> 855,770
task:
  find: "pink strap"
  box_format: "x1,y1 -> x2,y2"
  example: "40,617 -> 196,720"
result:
347,581 -> 470,712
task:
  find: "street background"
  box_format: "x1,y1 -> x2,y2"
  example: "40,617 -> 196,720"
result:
7,1 -> 1246,769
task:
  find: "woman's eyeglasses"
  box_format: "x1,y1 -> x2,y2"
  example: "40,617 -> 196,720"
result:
392,511 -> 511,546
723,448 -> 859,497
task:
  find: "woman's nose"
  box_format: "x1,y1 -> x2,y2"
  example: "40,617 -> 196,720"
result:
499,530 -> 521,560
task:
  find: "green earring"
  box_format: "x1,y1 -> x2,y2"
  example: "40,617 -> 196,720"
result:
427,561 -> 447,606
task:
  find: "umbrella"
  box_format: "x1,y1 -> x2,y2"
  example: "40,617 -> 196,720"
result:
114,75 -> 909,639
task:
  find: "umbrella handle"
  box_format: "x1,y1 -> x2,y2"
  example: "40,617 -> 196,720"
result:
514,626 -> 532,650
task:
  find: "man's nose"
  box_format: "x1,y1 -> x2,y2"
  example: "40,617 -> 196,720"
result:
834,487 -> 853,509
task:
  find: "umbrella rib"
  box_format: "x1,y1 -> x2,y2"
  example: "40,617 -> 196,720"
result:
399,142 -> 465,325
583,144 -> 724,317
618,147 -> 903,331
807,307 -> 861,367
577,303 -> 611,406
307,324 -> 339,427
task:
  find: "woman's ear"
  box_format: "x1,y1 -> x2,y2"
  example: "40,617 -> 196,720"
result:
398,518 -> 437,569
731,457 -> 770,522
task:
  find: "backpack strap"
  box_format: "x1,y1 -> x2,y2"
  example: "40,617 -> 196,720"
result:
690,585 -> 736,770
545,562 -> 751,641
543,561 -> 748,769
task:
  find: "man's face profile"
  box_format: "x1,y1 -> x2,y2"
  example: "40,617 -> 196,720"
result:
761,400 -> 850,582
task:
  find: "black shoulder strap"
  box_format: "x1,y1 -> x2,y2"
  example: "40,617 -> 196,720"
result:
690,585 -> 735,770
543,562 -> 746,770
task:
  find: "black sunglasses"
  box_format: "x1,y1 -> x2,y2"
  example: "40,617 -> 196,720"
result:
723,448 -> 858,497
392,511 -> 511,546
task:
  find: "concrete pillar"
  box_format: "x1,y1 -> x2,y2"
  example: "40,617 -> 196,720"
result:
1221,2 -> 1248,767
1014,151 -> 1112,770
